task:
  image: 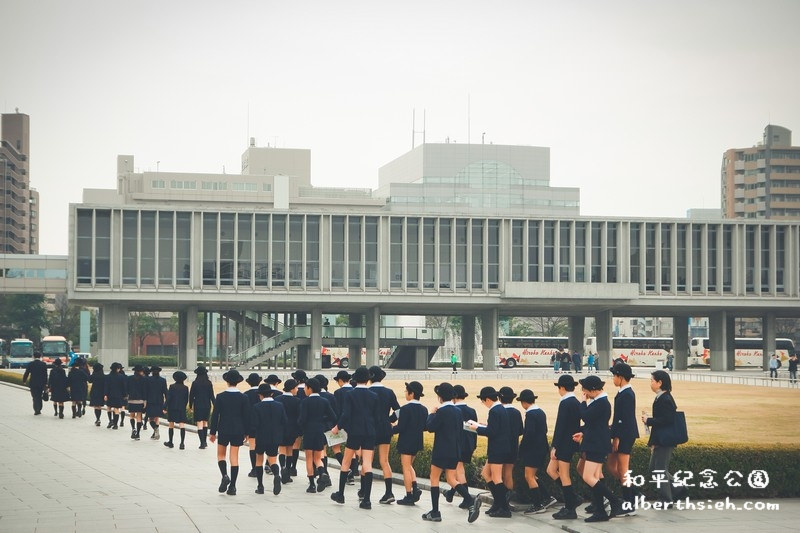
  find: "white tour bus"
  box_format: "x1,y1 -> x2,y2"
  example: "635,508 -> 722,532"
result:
584,336 -> 673,366
497,336 -> 569,367
689,337 -> 795,367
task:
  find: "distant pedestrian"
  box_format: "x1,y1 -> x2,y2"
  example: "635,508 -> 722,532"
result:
189,365 -> 214,449
146,366 -> 168,440
22,352 -> 48,415
88,363 -> 106,426
560,350 -> 572,373
164,371 -> 189,449
451,352 -> 458,375
67,359 -> 89,418
572,351 -> 582,374
104,362 -> 126,429
769,354 -> 780,379
552,352 -> 561,373
788,354 -> 798,385
209,369 -> 250,496
586,353 -> 595,374
126,365 -> 147,440
48,358 -> 69,419
666,350 -> 674,371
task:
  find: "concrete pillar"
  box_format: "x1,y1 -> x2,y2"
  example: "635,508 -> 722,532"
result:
365,306 -> 380,367
461,315 -> 476,370
480,309 -> 498,371
763,313 -> 776,371
595,310 -> 613,370
178,306 -> 198,370
309,308 -> 322,371
99,304 -> 128,368
673,316 -> 689,371
296,313 -> 312,370
568,316 -> 585,355
348,313 -> 363,368
709,311 -> 735,371
79,310 -> 91,354
414,346 -> 428,369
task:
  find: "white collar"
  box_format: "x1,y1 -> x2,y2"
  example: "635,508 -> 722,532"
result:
454,400 -> 467,405
560,392 -> 576,402
439,401 -> 455,408
503,404 -> 515,408
249,386 -> 259,391
261,397 -> 274,402
490,401 -> 502,409
356,384 -> 369,389
308,392 -> 320,397
270,385 -> 281,390
656,390 -> 666,399
282,392 -> 293,397
225,387 -> 240,393
370,383 -> 385,388
619,384 -> 632,393
526,405 -> 541,412
341,384 -> 353,389
595,392 -> 608,401
406,399 -> 421,405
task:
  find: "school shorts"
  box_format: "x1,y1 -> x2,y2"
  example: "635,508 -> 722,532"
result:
555,448 -> 576,463
145,403 -> 163,418
584,451 -> 608,464
398,444 -> 423,456
375,433 -> 392,446
127,402 -> 145,413
167,408 -> 186,424
256,443 -> 279,456
521,451 -> 547,469
431,457 -> 458,471
345,434 -> 375,451
303,432 -> 327,451
487,451 -> 508,465
106,398 -> 123,409
280,432 -> 299,447
616,438 -> 635,455
217,433 -> 245,447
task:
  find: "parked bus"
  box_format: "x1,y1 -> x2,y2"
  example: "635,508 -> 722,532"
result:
584,336 -> 673,367
40,335 -> 70,367
498,336 -> 569,368
689,337 -> 795,367
2,338 -> 35,368
321,346 -> 391,368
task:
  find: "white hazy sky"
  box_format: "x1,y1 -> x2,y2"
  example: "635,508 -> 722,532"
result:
3,0 -> 799,255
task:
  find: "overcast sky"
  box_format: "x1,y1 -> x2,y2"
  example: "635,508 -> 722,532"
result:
3,0 -> 799,255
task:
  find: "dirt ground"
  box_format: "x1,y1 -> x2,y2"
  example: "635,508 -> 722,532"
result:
214,374 -> 798,446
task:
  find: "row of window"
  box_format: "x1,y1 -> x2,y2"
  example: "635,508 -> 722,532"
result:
151,180 -> 273,192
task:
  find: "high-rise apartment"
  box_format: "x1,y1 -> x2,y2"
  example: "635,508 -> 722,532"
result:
1,111 -> 38,253
721,125 -> 800,219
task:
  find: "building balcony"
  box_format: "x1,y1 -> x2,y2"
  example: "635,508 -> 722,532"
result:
757,159 -> 766,169
734,189 -> 745,199
734,175 -> 745,185
734,160 -> 745,171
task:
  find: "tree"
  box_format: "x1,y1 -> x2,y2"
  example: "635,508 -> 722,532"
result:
47,294 -> 81,342
530,316 -> 569,337
128,312 -> 164,355
0,294 -> 47,342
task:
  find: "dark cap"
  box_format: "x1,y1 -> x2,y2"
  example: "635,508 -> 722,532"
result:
353,366 -> 370,383
132,365 -> 145,373
517,389 -> 538,403
150,365 -> 162,374
554,374 -> 578,390
92,362 -> 104,372
609,362 -> 635,380
52,357 -> 63,366
291,369 -> 308,382
265,374 -> 282,385
283,378 -> 298,392
110,362 -> 123,371
257,383 -> 273,397
477,386 -> 499,400
405,381 -> 424,397
193,365 -> 208,374
453,384 -> 469,399
498,386 -> 517,402
222,369 -> 244,385
579,375 -> 606,391
334,370 -> 351,382
172,371 -> 187,382
246,373 -> 262,386
368,365 -> 385,382
313,374 -> 329,389
434,382 -> 455,401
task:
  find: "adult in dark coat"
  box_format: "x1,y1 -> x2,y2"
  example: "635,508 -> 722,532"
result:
250,384 -> 287,495
88,363 -> 106,426
209,369 -> 250,496
22,353 -> 48,415
517,389 -> 553,514
145,366 -> 168,440
164,371 -> 189,449
189,365 -> 214,449
547,374 -> 581,520
297,378 -> 337,493
608,363 -> 640,510
103,362 -> 126,429
67,360 -> 89,418
48,359 -> 69,419
369,365 -> 400,504
642,370 -> 684,506
392,381 -> 427,505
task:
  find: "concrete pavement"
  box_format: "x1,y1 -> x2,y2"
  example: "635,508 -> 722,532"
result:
0,381 -> 797,533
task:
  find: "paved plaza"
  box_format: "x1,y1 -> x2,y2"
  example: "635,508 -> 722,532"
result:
0,380 -> 797,533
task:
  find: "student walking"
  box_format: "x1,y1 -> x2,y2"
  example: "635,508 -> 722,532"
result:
209,369 -> 250,496
547,374 -> 581,520
297,377 -> 337,493
189,366 -> 214,449
48,358 -> 69,419
145,366 -> 168,440
447,384 -> 477,509
22,352 -> 48,415
164,371 -> 189,449
104,362 -> 126,429
88,363 -> 106,426
331,370 -> 354,482
314,374 -> 338,482
275,379 -> 302,484
392,381 -> 427,506
250,383 -> 287,495
517,389 -> 555,515
468,386 -> 511,518
67,359 -> 89,418
499,386 -> 523,506
369,365 -> 400,504
244,373 -> 263,477
607,362 -> 639,513
126,365 -> 148,440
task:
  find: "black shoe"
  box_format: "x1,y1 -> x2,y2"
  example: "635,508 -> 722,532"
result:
412,487 -> 422,502
379,493 -> 395,504
34,411 -> 41,415
541,496 -> 558,509
317,474 -> 331,490
112,424 -> 118,430
490,508 -> 511,518
357,489 -> 364,501
164,442 -> 174,448
273,476 -> 282,495
585,512 -> 610,522
107,421 -> 114,428
330,491 -> 345,504
199,443 -> 207,449
130,430 -> 136,440
307,485 -> 317,494
134,432 -> 140,441
59,413 -> 64,419
226,486 -> 236,496
421,511 -> 442,522
609,501 -> 625,518
584,503 -> 596,514
552,507 -> 577,520
444,488 -> 455,503
289,467 -> 298,476
468,498 -> 481,523
523,503 -> 546,515
458,499 -> 471,509
218,475 -> 230,493
255,486 -> 265,494
94,420 -> 100,426
359,500 -> 372,510
396,496 -> 415,506
248,469 -> 257,478
347,472 -> 355,485
179,443 -> 185,450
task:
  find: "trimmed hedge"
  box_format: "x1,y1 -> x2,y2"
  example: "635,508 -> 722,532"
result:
0,370 -> 25,386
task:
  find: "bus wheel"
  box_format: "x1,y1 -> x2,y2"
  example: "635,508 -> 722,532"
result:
341,358 -> 350,368
505,359 -> 517,369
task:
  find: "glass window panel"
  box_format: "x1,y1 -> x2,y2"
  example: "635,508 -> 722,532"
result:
331,216 -> 345,288
390,218 -> 403,288
456,219 -> 468,289
575,222 -> 586,282
123,211 -> 138,285
630,223 -> 641,285
471,219 -> 484,288
158,211 -> 173,285
661,224 -> 671,291
176,213 -> 191,286
745,226 -> 755,293
306,216 -> 320,288
760,226 -> 769,292
348,216 -> 362,288
202,213 -> 217,286
776,226 -> 785,293
140,211 -> 156,285
511,220 -> 524,282
406,218 -> 419,289
272,215 -> 286,287
95,210 -> 111,285
708,226 -> 718,292
254,215 -> 269,286
607,223 -> 617,283
423,218 -> 436,289
238,214 -> 252,286
692,226 -> 703,292
591,222 -> 602,283
645,223 -> 656,291
528,221 -> 539,282
289,215 -> 303,287
76,209 -> 93,284
677,224 -> 687,292
543,221 -> 555,282
219,213 -> 235,286
559,222 -> 571,282
488,219 -> 500,289
365,217 -> 378,288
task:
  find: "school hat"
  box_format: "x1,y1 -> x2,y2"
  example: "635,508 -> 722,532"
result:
313,374 -> 329,389
222,369 -> 244,385
52,357 -> 63,366
516,389 -> 538,403
194,365 -> 208,375
150,365 -> 162,373
498,386 -> 517,402
257,383 -> 273,397
172,371 -> 187,382
110,362 -> 122,371
579,375 -> 606,391
554,374 -> 578,389
453,384 -> 469,399
434,382 -> 455,401
132,365 -> 145,373
74,358 -> 87,368
265,374 -> 282,385
291,369 -> 308,382
352,366 -> 370,383
405,381 -> 424,397
246,373 -> 262,386
477,386 -> 499,400
92,362 -> 104,372
609,362 -> 635,380
283,378 -> 298,392
368,365 -> 386,381
334,370 -> 351,382
143,366 -> 151,375
306,377 -> 321,393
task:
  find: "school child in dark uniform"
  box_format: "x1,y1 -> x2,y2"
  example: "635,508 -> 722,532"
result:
467,386 -> 511,518
290,369 -> 308,474
573,375 -> 624,522
607,362 -> 639,513
145,366 -> 168,440
314,373 -> 338,482
67,359 -> 89,418
446,384 -> 477,509
547,374 -> 581,520
118,368 -> 129,428
142,366 -> 152,429
266,374 -> 282,392
189,366 -> 214,448
499,386 -> 523,504
517,389 -> 554,515
251,384 -> 287,495
104,362 -> 126,429
164,371 -> 189,449
298,377 -> 338,493
209,369 -> 250,496
126,365 -> 148,440
369,365 -> 400,504
244,373 -> 262,478
88,362 -> 106,426
427,383 -> 480,523
48,358 -> 69,419
392,381 -> 427,506
331,370 -> 353,480
329,366 -> 380,510
275,378 -> 302,484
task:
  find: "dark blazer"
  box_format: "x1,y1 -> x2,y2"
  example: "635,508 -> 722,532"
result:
476,402 -> 511,462
505,404 -> 524,459
48,366 -> 70,402
646,391 -> 677,447
189,379 -> 214,420
455,403 -> 478,459
209,390 -> 251,437
337,386 -> 380,437
104,372 -> 127,403
298,394 -> 337,437
520,407 -> 549,464
127,374 -> 147,401
250,398 -> 287,450
244,388 -> 261,406
392,401 -> 428,455
320,390 -> 338,416
426,403 -> 463,463
88,370 -> 106,405
610,386 -> 640,442
23,359 -> 48,389
370,384 -> 400,439
145,375 -> 168,409
67,367 -> 89,402
579,395 -> 612,455
552,394 -> 581,455
333,385 -> 352,418
166,383 -> 189,412
275,393 -> 302,437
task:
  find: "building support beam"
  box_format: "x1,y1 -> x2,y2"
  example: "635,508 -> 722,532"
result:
99,304 -> 129,368
461,315 -> 476,370
673,316 -> 689,371
568,316 -> 585,356
178,306 -> 198,370
480,309 -> 498,371
709,311 -> 735,371
595,310 -> 613,370
762,313 -> 777,371
348,313 -> 363,368
365,307 -> 381,367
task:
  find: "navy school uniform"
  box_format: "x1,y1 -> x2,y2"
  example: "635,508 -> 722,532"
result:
610,385 -> 639,454
332,384 -> 352,419
645,391 -> 677,447
209,389 -> 251,447
166,383 -> 189,423
189,379 -> 214,421
520,406 -> 549,469
476,402 -> 511,464
392,400 -> 428,455
244,387 -> 261,406
251,398 -> 287,456
504,404 -> 524,463
104,372 -> 127,408
67,367 -> 89,402
370,383 -> 400,445
298,394 -> 338,451
338,385 -> 380,450
455,402 -> 478,463
145,375 -> 168,418
320,389 -> 338,417
426,403 -> 463,470
275,393 -> 302,446
126,374 -> 147,413
551,393 -> 581,461
579,394 -> 613,463
48,366 -> 70,403
88,369 -> 106,407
